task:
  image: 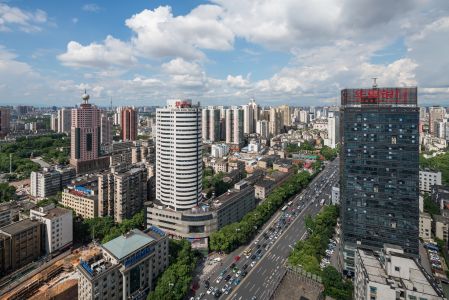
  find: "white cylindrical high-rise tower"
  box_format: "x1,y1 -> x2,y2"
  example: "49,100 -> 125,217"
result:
156,100 -> 202,210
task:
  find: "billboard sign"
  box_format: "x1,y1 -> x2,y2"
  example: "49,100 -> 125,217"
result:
341,87 -> 417,106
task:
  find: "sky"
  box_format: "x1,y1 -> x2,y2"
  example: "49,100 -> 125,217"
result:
0,0 -> 449,107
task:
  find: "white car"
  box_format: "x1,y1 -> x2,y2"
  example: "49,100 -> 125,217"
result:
216,275 -> 223,283
207,287 -> 213,294
250,261 -> 256,267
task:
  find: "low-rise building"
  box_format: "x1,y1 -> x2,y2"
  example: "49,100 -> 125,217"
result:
0,202 -> 19,228
77,227 -> 168,300
212,159 -> 228,174
331,185 -> 340,205
0,219 -> 43,276
211,144 -> 230,158
419,212 -> 432,241
228,160 -> 245,173
61,183 -> 98,219
146,181 -> 255,249
273,159 -> 293,173
30,204 -> 73,254
354,245 -> 444,300
254,179 -> 275,200
431,185 -> 449,210
434,215 -> 449,244
419,169 -> 442,193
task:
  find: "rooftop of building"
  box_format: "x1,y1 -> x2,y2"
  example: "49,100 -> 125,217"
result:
0,218 -> 40,235
0,201 -> 17,212
149,181 -> 254,215
420,168 -> 441,173
102,229 -> 155,260
255,179 -> 275,188
357,247 -> 442,297
32,205 -> 72,219
433,214 -> 449,223
420,212 -> 432,219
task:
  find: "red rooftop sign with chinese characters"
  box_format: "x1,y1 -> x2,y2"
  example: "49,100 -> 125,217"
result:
341,87 -> 417,106
175,100 -> 192,108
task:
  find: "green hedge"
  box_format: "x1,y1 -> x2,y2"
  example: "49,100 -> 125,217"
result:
209,171 -> 312,253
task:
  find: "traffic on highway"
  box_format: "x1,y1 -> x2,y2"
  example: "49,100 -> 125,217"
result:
193,158 -> 340,300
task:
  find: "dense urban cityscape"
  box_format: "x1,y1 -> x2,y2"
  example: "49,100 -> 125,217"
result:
1,1 -> 449,300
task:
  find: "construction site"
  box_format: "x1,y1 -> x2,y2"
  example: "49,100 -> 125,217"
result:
0,245 -> 101,300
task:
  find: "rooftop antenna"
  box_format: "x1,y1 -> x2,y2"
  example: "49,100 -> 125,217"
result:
372,77 -> 378,88
82,89 -> 90,104
110,97 -> 113,111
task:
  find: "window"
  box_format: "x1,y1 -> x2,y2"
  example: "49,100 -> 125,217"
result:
395,266 -> 400,272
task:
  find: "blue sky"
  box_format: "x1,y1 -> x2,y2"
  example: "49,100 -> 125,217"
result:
1,0 -> 449,106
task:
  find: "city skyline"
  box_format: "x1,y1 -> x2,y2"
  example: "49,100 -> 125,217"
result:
0,0 -> 448,106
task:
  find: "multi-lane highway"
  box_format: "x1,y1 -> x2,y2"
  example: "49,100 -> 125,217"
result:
195,158 -> 339,300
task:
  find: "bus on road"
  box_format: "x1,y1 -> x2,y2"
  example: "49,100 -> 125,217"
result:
287,201 -> 293,206
281,205 -> 288,212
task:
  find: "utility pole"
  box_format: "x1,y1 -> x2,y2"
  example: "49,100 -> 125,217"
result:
9,153 -> 12,174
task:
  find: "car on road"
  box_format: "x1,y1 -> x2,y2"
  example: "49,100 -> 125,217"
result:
233,278 -> 241,286
230,263 -> 236,269
204,280 -> 210,288
225,274 -> 232,281
216,275 -> 223,283
250,261 -> 256,267
242,264 -> 248,270
206,287 -> 213,294
241,270 -> 248,277
251,254 -> 257,260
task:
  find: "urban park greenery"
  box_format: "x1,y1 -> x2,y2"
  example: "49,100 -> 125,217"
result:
209,170 -> 313,253
0,133 -> 70,179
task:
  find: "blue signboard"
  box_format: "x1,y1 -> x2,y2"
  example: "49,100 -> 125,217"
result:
80,259 -> 94,276
124,247 -> 154,268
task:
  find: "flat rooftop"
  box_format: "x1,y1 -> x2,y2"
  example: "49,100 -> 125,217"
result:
358,248 -> 440,296
0,219 -> 40,235
42,207 -> 71,219
102,229 -> 154,260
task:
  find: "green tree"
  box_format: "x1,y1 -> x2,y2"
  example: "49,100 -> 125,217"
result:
320,146 -> 338,161
423,193 -> 440,216
322,266 -> 353,300
0,183 -> 16,202
147,240 -> 198,300
209,171 -> 313,253
420,152 -> 449,185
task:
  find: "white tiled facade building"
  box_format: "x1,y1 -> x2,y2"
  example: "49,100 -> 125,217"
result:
419,170 -> 442,193
30,204 -> 73,254
354,245 -> 444,300
419,212 -> 432,241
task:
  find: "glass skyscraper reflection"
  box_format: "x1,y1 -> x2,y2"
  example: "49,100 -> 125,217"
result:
340,87 -> 419,273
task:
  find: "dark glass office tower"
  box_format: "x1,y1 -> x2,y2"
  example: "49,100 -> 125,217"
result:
340,87 -> 419,272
